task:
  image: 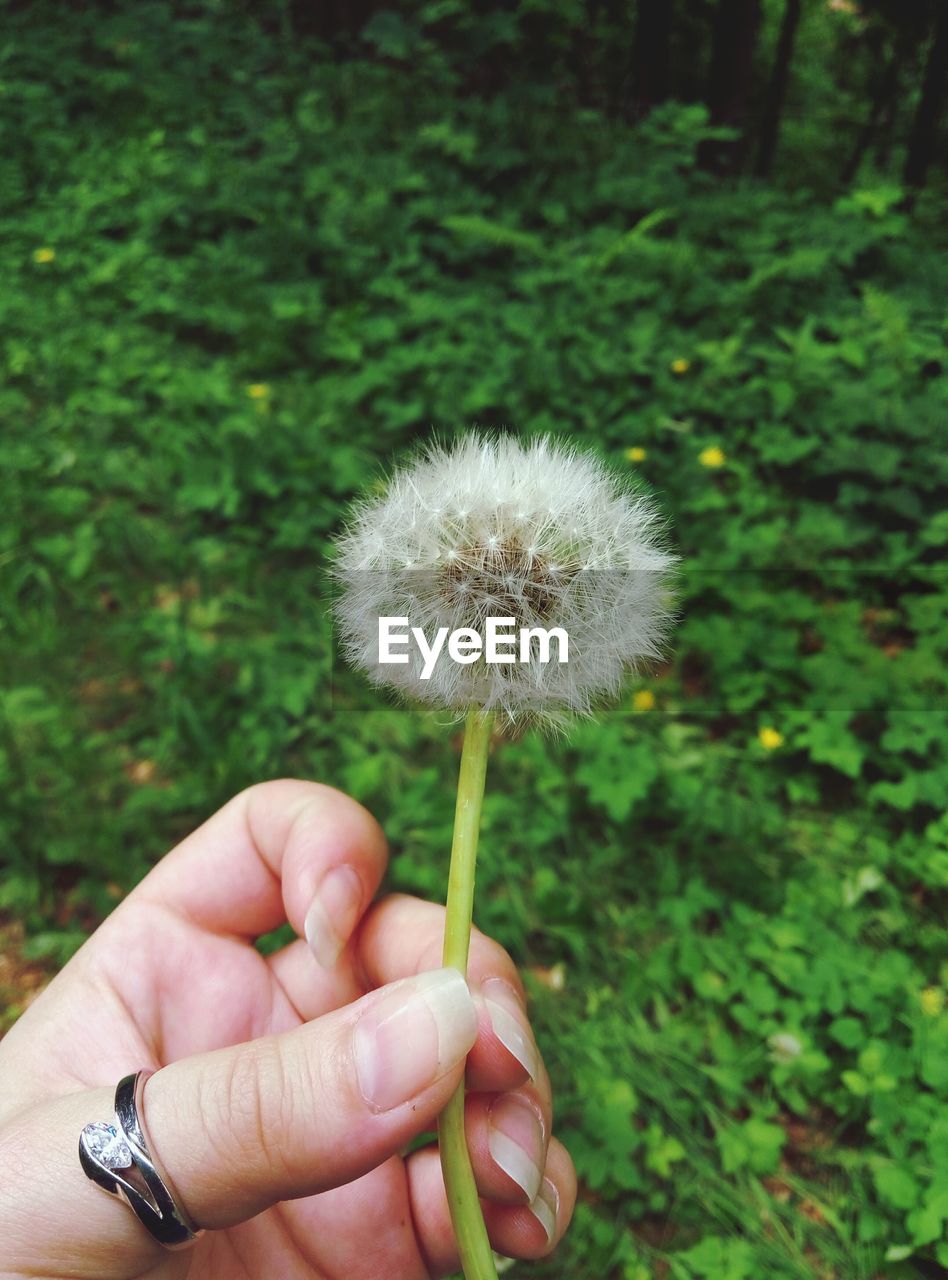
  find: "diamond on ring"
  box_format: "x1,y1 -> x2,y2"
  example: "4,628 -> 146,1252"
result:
81,1121 -> 133,1170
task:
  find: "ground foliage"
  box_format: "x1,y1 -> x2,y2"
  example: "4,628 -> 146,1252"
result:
1,3 -> 947,1277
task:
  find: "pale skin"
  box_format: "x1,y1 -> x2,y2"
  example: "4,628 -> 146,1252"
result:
0,780 -> 576,1279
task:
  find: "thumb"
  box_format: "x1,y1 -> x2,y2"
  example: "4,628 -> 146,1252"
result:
144,967 -> 476,1230
0,970 -> 476,1274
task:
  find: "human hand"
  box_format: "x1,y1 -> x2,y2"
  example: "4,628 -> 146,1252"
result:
0,781 -> 575,1279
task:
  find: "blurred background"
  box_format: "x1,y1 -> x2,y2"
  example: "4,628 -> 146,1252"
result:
1,1 -> 946,1275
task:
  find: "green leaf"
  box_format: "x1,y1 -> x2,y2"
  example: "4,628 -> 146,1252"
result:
874,1164 -> 919,1212
829,1016 -> 864,1049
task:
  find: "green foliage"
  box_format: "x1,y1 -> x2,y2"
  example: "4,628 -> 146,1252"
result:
1,3 -> 947,1276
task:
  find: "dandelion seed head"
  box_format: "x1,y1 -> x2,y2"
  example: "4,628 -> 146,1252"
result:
768,1032 -> 803,1063
332,433 -> 677,730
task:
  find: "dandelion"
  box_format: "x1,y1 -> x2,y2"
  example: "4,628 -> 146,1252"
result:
768,1031 -> 803,1063
758,726 -> 784,750
625,446 -> 647,463
246,382 -> 270,400
33,247 -> 55,264
333,433 -> 676,1279
699,445 -> 726,468
670,358 -> 690,375
633,689 -> 655,713
334,434 -> 675,732
920,988 -> 944,1017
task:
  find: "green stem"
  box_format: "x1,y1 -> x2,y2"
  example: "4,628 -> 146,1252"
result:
439,707 -> 497,1280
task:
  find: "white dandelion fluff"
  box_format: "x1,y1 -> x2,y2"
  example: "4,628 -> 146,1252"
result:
333,433 -> 677,729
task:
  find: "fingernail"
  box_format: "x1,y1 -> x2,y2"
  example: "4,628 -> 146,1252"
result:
529,1177 -> 559,1244
355,969 -> 477,1113
488,1094 -> 544,1202
305,865 -> 363,969
479,979 -> 540,1080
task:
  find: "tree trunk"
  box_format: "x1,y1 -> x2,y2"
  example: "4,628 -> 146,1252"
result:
699,0 -> 763,175
842,43 -> 902,185
630,0 -> 675,120
753,0 -> 802,178
289,0 -> 381,44
903,3 -> 948,190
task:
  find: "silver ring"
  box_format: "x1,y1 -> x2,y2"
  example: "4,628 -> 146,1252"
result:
80,1071 -> 204,1250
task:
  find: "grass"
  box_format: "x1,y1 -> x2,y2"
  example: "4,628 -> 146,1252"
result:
1,3 -> 947,1275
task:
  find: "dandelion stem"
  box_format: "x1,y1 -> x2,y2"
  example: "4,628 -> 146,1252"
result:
439,706 -> 497,1280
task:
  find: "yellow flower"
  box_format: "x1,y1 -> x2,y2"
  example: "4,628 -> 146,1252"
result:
670,358 -> 690,375
699,445 -> 726,468
625,446 -> 647,463
246,382 -> 270,400
758,726 -> 784,751
921,988 -> 944,1017
633,689 -> 655,713
33,247 -> 56,264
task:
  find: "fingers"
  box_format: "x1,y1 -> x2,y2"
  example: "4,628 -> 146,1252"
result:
357,895 -> 524,996
463,1089 -> 548,1205
351,893 -> 568,1268
145,969 -> 477,1230
0,1087 -> 158,1279
135,779 -> 388,949
406,1136 -> 576,1277
0,970 -> 479,1274
470,976 -> 545,1094
356,896 -> 542,1089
